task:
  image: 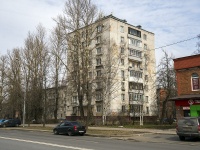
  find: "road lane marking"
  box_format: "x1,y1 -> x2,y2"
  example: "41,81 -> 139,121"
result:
0,136 -> 94,150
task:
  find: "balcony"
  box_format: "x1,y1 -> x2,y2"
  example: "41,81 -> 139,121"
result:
128,55 -> 142,62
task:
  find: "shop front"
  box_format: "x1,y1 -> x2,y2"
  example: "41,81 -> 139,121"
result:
171,95 -> 200,118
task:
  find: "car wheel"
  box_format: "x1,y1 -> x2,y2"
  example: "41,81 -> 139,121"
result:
67,130 -> 73,136
53,129 -> 59,135
179,136 -> 185,141
80,133 -> 85,136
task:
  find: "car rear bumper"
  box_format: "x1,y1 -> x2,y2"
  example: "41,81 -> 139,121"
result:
177,132 -> 200,137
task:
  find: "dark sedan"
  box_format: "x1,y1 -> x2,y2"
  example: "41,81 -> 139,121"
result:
0,119 -> 21,127
53,121 -> 86,136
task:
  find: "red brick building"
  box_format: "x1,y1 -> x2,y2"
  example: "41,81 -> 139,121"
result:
171,54 -> 200,119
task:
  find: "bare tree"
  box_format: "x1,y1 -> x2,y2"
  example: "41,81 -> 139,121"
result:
49,23 -> 66,121
22,24 -> 48,124
0,55 -> 9,117
55,0 -> 102,126
156,50 -> 177,124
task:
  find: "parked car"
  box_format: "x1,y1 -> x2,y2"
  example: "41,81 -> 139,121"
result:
0,119 -> 21,127
176,117 -> 200,141
53,121 -> 86,136
0,119 -> 6,127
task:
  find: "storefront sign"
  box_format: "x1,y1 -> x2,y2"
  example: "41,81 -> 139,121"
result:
188,100 -> 194,105
183,107 -> 190,110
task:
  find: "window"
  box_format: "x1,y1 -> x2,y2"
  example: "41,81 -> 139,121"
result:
128,27 -> 141,37
96,47 -> 102,54
145,96 -> 149,103
88,72 -> 92,78
89,50 -> 92,56
130,71 -> 142,78
89,60 -> 92,66
120,47 -> 124,54
96,70 -> 101,77
129,49 -> 142,58
96,93 -> 102,101
96,36 -> 101,44
72,96 -> 78,104
145,75 -> 148,81
121,59 -> 124,65
122,105 -> 125,112
146,107 -> 149,114
97,105 -> 102,112
144,85 -> 148,91
129,38 -> 142,48
82,31 -> 85,38
129,82 -> 143,90
121,36 -> 124,43
129,93 -> 143,101
191,73 -> 200,90
129,92 -> 134,101
121,82 -> 125,90
143,34 -> 147,40
120,26 -> 124,33
121,94 -> 125,101
97,25 -> 102,32
144,44 -> 147,50
96,82 -> 102,89
121,70 -> 125,78
96,58 -> 101,65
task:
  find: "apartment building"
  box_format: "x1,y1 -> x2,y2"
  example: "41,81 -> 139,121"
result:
66,15 -> 156,119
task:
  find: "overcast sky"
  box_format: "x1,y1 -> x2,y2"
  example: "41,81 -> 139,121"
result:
1,0 -> 200,64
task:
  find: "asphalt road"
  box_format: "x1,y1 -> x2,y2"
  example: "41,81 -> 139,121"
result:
0,129 -> 199,150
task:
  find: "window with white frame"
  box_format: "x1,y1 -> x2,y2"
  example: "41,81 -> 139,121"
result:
129,49 -> 142,58
97,25 -> 102,32
128,38 -> 142,48
191,73 -> 200,90
130,70 -> 142,78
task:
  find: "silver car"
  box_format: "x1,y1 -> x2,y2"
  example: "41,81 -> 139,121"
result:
176,117 -> 200,141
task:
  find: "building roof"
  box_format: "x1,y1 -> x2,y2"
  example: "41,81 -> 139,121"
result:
170,94 -> 200,101
99,14 -> 154,34
173,54 -> 200,70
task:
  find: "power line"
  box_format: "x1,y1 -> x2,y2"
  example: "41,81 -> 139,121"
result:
154,35 -> 199,50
